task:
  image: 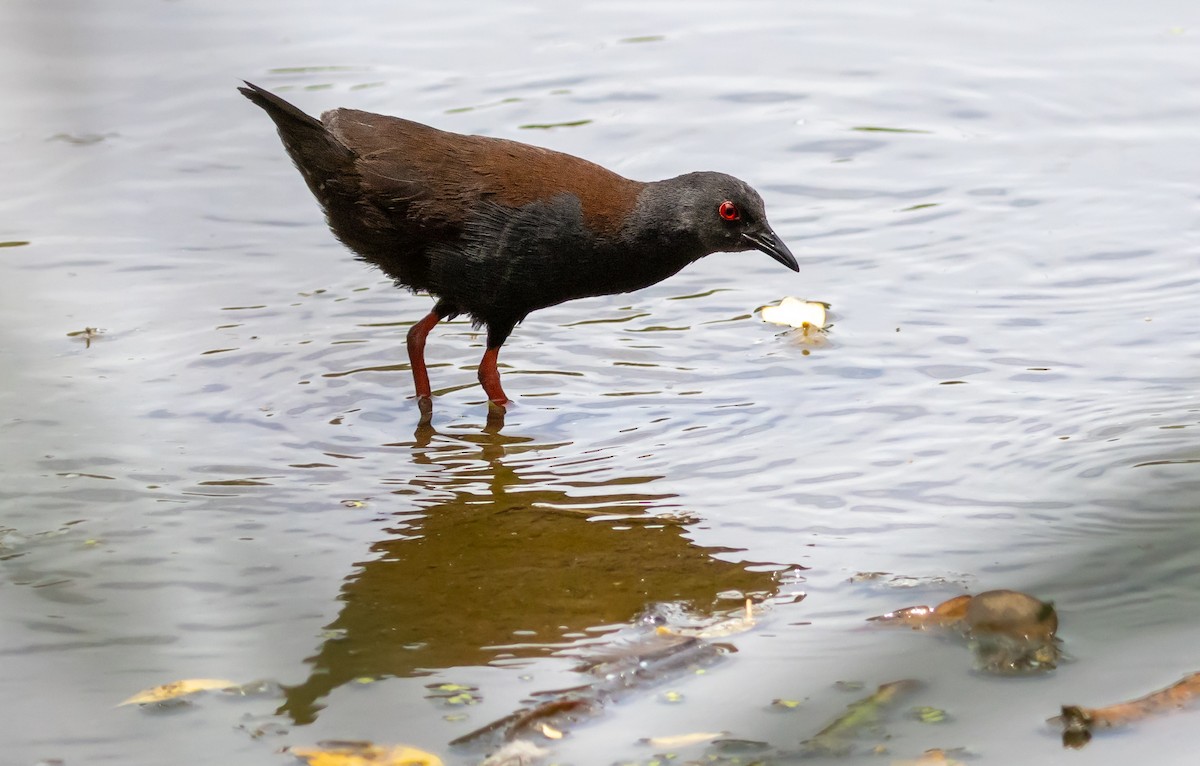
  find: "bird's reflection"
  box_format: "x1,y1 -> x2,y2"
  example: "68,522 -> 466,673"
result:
278,420 -> 780,724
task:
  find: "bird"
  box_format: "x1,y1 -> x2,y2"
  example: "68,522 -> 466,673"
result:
238,81 -> 799,412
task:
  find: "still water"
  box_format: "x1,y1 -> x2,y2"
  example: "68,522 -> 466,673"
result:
2,0 -> 1199,763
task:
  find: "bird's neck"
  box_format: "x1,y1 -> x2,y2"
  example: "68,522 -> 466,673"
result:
620,177 -> 708,260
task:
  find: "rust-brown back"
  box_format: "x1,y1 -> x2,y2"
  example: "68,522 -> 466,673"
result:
323,108 -> 644,237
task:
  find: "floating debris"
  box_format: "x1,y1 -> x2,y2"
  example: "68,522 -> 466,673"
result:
289,741 -> 442,766
120,678 -> 240,706
445,97 -> 522,115
478,740 -> 549,766
658,599 -> 758,639
849,572 -> 970,589
449,696 -> 596,747
1051,671 -> 1200,748
67,326 -> 103,348
580,631 -> 724,691
641,731 -> 725,748
910,705 -> 950,724
453,611 -> 733,749
49,132 -> 116,145
869,590 -> 1060,674
803,680 -> 922,756
518,119 -> 593,130
535,723 -> 563,740
424,682 -> 481,707
760,297 -> 828,332
891,748 -> 969,765
851,126 -> 932,134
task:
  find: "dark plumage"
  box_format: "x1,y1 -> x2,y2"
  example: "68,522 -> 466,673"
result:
238,81 -> 798,410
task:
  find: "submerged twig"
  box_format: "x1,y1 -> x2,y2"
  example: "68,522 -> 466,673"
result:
1051,671 -> 1200,748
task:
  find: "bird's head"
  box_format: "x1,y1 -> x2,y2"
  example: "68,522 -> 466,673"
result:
667,171 -> 799,271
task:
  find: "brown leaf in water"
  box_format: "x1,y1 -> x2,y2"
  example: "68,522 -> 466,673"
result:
891,748 -> 967,765
868,590 -> 1059,674
868,594 -> 972,630
289,741 -> 443,766
1050,671 -> 1200,748
119,678 -> 239,705
963,590 -> 1057,641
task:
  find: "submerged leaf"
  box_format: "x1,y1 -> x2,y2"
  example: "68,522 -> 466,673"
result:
663,599 -> 758,638
478,741 -> 549,766
425,682 -> 481,707
120,678 -> 239,705
851,125 -> 932,134
290,742 -> 443,766
804,680 -> 922,755
642,731 -> 725,747
449,696 -> 595,747
518,119 -> 592,130
911,706 -> 949,724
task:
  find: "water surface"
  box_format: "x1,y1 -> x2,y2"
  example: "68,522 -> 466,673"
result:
2,1 -> 1200,764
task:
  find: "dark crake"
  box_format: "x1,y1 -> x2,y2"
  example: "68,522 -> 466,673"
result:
238,81 -> 799,411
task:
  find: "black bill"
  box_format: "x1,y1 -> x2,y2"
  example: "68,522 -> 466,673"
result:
742,229 -> 799,272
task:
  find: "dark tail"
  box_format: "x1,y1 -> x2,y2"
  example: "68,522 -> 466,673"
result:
238,81 -> 356,191
238,81 -> 325,132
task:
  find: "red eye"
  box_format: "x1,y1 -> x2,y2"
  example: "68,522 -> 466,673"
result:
718,201 -> 740,221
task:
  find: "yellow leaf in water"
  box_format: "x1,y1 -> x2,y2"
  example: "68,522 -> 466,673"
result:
290,742 -> 444,766
912,705 -> 948,724
537,722 -> 564,739
120,678 -> 239,705
761,297 -> 828,329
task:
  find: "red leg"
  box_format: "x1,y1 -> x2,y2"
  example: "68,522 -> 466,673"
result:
477,346 -> 510,407
406,310 -> 442,401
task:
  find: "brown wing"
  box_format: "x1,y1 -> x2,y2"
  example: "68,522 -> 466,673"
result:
323,108 -> 642,237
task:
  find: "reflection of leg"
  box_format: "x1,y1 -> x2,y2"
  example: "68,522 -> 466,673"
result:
405,310 -> 441,400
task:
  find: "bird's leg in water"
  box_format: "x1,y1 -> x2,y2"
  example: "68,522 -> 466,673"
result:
478,346 -> 510,409
406,310 -> 442,405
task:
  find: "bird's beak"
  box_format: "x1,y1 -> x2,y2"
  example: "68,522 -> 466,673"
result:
742,229 -> 799,272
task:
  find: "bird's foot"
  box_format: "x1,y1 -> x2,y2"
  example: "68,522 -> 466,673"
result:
415,394 -> 434,421
484,399 -> 509,432
486,397 -> 512,414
